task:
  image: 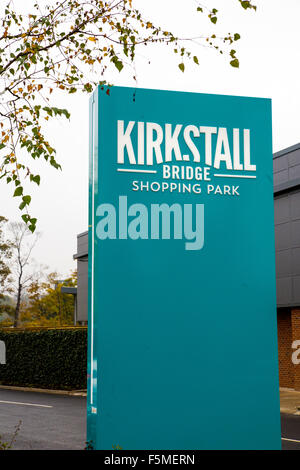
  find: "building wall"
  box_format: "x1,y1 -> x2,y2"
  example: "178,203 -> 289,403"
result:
291,309 -> 300,391
75,232 -> 88,323
273,145 -> 300,390
274,190 -> 300,307
77,256 -> 88,323
273,143 -> 300,188
274,144 -> 300,307
277,309 -> 294,388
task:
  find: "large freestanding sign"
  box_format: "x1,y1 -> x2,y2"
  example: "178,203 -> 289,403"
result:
87,86 -> 281,450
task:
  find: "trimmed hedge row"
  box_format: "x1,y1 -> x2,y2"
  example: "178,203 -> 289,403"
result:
0,328 -> 87,390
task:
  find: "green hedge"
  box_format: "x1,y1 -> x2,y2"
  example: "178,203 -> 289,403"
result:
0,328 -> 87,390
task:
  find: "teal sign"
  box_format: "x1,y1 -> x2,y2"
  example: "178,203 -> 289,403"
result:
87,86 -> 281,450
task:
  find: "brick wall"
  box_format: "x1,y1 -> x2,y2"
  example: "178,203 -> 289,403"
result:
277,308 -> 300,391
291,309 -> 300,391
277,309 -> 294,388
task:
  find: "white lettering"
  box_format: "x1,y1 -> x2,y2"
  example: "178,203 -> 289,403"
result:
117,120 -> 136,164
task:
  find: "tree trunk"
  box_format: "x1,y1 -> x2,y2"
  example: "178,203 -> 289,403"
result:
14,282 -> 22,327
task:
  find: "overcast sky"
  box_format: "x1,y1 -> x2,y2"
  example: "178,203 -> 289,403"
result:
1,0 -> 299,277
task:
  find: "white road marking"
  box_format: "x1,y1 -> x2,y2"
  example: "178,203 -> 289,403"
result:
0,400 -> 52,408
282,437 -> 300,443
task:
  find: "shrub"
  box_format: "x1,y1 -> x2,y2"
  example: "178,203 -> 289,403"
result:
0,328 -> 87,390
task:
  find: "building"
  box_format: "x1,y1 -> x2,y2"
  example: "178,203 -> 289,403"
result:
73,231 -> 88,325
74,143 -> 300,389
274,143 -> 300,390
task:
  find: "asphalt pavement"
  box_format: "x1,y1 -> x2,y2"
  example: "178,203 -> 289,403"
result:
0,388 -> 86,450
0,389 -> 300,450
281,413 -> 300,450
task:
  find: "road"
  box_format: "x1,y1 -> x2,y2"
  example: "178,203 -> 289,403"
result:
0,389 -> 86,450
0,389 -> 299,450
281,414 -> 300,450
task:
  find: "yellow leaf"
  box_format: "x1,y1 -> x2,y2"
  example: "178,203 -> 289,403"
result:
88,37 -> 96,42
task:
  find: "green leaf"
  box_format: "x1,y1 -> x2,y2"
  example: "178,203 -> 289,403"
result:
43,106 -> 53,117
230,58 -> 239,68
22,195 -> 31,206
240,0 -> 257,10
13,186 -> 23,197
28,216 -> 37,233
84,83 -> 93,92
114,60 -> 123,72
178,63 -> 185,72
33,175 -> 40,185
193,56 -> 199,65
210,16 -> 217,24
234,33 -> 241,41
0,143 -> 6,150
21,214 -> 30,223
30,174 -> 40,185
241,1 -> 250,8
61,109 -> 70,119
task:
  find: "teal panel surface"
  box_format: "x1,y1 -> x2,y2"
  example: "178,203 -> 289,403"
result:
87,86 -> 281,450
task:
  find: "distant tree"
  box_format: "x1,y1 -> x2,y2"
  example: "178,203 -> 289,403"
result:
0,0 -> 257,231
22,270 -> 77,326
0,295 -> 15,325
8,221 -> 40,327
0,216 -> 13,298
